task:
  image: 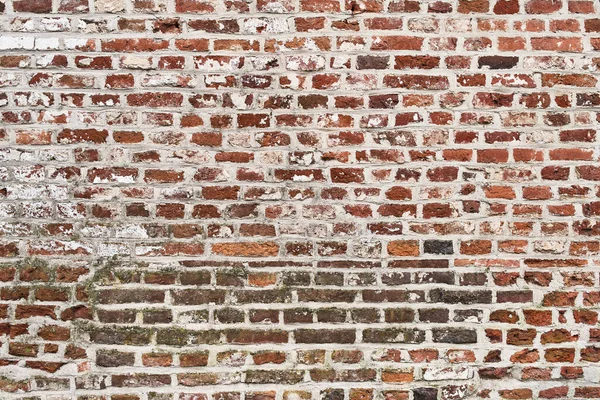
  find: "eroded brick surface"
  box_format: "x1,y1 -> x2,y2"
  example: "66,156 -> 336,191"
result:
1,0 -> 600,399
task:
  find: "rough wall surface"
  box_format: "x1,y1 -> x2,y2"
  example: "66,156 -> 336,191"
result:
1,0 -> 600,398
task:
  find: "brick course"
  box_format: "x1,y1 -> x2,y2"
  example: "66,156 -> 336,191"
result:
1,0 -> 600,398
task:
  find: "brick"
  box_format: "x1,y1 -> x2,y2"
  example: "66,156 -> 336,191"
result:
525,0 -> 563,13
531,37 -> 583,52
371,36 -> 424,51
212,242 -> 279,257
13,0 -> 51,11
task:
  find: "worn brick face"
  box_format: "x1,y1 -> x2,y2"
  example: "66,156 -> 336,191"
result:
0,0 -> 599,398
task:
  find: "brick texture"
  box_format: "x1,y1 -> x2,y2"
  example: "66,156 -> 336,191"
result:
1,0 -> 600,398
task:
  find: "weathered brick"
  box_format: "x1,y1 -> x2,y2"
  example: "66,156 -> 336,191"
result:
0,1 -> 596,397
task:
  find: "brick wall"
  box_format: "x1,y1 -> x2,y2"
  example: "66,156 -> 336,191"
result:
1,0 -> 600,398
